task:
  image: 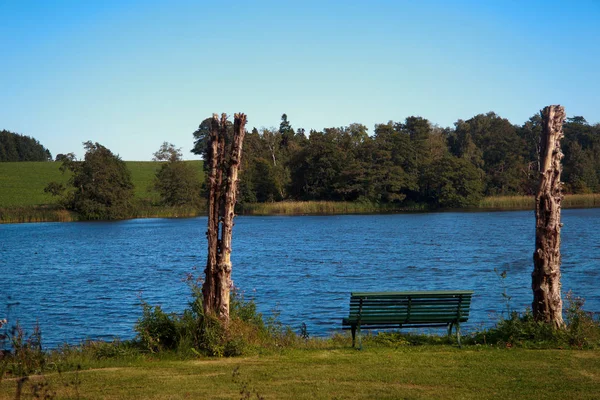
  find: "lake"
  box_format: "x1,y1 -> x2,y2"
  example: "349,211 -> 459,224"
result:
1,209 -> 599,347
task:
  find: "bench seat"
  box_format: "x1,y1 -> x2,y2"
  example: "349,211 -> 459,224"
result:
342,290 -> 473,348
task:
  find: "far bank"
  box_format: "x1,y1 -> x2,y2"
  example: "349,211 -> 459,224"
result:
2,194 -> 600,224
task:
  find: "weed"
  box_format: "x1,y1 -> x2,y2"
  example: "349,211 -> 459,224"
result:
232,366 -> 264,400
494,268 -> 512,317
469,292 -> 600,349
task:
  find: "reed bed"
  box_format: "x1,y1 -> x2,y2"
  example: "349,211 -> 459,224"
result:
562,193 -> 600,208
478,194 -> 600,210
0,206 -> 76,224
478,196 -> 535,210
238,201 -> 423,215
132,205 -> 205,219
0,205 -> 207,224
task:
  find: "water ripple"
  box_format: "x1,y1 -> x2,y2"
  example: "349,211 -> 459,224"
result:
0,210 -> 599,347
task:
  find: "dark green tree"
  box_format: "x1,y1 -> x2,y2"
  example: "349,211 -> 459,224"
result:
420,154 -> 484,208
0,130 -> 52,161
153,142 -> 202,207
50,141 -> 134,219
453,112 -> 527,195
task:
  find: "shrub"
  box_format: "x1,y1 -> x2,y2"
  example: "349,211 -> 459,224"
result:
134,284 -> 293,357
564,291 -> 600,348
470,292 -> 600,349
135,302 -> 180,353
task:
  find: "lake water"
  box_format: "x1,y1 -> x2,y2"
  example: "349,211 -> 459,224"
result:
1,209 -> 599,347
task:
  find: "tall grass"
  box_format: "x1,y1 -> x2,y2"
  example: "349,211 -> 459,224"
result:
132,204 -> 206,219
478,194 -> 600,210
238,201 -> 425,215
0,206 -> 76,224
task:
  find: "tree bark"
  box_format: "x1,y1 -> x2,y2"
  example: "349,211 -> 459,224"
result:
532,105 -> 565,329
203,113 -> 247,323
202,114 -> 221,317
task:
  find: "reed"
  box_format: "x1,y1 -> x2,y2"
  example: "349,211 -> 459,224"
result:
562,193 -> 600,208
0,206 -> 77,224
132,204 -> 206,219
238,201 -> 424,215
478,194 -> 600,210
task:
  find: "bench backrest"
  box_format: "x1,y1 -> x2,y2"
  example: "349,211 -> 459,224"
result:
348,291 -> 473,324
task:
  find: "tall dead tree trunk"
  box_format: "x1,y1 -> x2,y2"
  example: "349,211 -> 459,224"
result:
203,113 -> 247,323
532,105 -> 565,329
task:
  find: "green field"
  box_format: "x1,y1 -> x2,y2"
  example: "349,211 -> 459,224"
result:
0,162 -> 70,207
1,346 -> 599,399
0,160 -> 204,207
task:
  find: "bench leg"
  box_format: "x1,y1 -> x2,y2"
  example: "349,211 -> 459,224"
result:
447,322 -> 454,342
456,323 -> 462,348
351,326 -> 356,348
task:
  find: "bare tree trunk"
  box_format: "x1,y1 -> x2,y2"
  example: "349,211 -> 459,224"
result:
214,113 -> 247,321
532,105 -> 565,329
203,113 -> 247,323
202,114 -> 221,317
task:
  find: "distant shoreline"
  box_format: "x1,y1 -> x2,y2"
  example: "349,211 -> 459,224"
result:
1,194 -> 599,224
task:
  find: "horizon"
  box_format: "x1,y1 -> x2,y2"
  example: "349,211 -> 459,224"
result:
1,0 -> 599,161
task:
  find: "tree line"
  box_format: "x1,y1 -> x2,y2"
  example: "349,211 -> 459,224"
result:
4,109 -> 599,219
0,130 -> 52,161
193,112 -> 600,208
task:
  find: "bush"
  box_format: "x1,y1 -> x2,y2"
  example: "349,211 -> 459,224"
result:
134,284 -> 295,357
135,302 -> 180,353
470,292 -> 600,349
564,292 -> 600,348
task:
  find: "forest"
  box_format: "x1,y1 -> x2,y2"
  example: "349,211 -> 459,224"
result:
193,112 -> 600,208
0,130 -> 52,162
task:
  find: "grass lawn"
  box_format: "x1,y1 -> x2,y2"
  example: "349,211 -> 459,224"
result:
1,346 -> 599,399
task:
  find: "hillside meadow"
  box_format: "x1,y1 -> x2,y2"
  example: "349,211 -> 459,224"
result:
0,161 -> 204,222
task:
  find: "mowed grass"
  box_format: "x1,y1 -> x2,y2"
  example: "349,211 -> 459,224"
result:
1,347 -> 599,399
0,160 -> 204,207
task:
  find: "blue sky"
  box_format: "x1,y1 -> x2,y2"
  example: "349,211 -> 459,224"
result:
1,0 -> 599,160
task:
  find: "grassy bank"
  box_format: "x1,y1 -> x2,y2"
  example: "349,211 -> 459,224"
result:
1,345 -> 599,399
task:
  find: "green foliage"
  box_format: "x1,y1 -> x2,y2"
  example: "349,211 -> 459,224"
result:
153,160 -> 203,207
135,302 -> 180,353
0,130 -> 52,162
0,160 -> 205,222
2,322 -> 46,377
420,154 -> 484,208
470,293 -> 600,349
135,282 -> 292,358
50,141 -> 135,220
218,111 -> 600,209
563,292 -> 600,348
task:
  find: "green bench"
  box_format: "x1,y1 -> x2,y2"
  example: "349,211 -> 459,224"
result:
342,290 -> 474,348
